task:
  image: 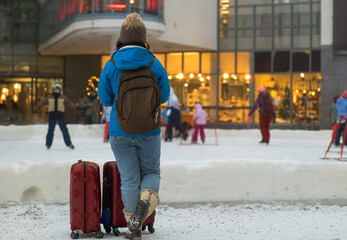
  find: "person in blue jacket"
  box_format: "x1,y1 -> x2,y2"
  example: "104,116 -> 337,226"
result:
334,90 -> 347,146
98,13 -> 170,239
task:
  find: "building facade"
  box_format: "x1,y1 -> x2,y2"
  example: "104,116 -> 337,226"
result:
0,0 -> 343,129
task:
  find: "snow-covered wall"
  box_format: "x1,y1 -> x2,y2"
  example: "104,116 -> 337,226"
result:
1,125 -> 347,205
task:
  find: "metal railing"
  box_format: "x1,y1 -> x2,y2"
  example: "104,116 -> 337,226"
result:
39,0 -> 164,41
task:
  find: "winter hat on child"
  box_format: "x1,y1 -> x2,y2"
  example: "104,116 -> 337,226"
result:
52,80 -> 61,91
257,86 -> 266,93
116,13 -> 147,49
342,90 -> 347,99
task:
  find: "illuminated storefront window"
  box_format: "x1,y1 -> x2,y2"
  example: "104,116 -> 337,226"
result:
151,52 -> 217,121
219,52 -> 250,123
292,73 -> 321,124
0,78 -> 63,125
254,74 -> 290,123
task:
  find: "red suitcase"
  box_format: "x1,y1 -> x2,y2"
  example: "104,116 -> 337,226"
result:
101,161 -> 156,236
70,160 -> 103,239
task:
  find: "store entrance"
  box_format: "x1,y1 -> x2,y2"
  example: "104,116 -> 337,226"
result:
0,77 -> 63,125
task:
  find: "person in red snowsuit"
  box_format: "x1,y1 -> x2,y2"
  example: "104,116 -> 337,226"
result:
248,86 -> 276,145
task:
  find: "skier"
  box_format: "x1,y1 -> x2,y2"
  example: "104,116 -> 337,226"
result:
334,90 -> 347,146
191,102 -> 208,144
34,80 -> 75,150
248,86 -> 276,145
98,13 -> 170,239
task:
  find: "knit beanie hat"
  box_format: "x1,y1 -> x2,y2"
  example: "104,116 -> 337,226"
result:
116,13 -> 147,49
342,90 -> 347,99
52,80 -> 61,91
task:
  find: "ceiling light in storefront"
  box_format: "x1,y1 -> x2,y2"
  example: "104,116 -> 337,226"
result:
245,74 -> 251,80
303,90 -> 307,94
14,83 -> 19,89
130,0 -> 135,3
198,73 -> 202,78
2,88 -> 8,94
177,73 -> 184,80
199,77 -> 204,82
223,73 -> 229,79
189,74 -> 194,78
184,83 -> 189,88
231,74 -> 237,80
311,91 -> 316,96
201,82 -> 206,87
296,89 -> 299,93
13,94 -> 18,102
1,94 -> 5,100
168,75 -> 172,80
300,73 -> 305,78
317,88 -> 321,92
207,76 -> 211,80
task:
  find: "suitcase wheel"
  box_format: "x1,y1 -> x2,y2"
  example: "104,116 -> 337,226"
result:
148,224 -> 155,234
104,225 -> 111,233
95,230 -> 103,239
70,231 -> 79,239
113,227 -> 120,236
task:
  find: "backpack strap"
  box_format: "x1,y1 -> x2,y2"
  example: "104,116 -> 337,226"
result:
109,58 -> 116,66
147,57 -> 155,69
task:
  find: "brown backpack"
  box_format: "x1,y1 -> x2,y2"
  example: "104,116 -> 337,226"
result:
109,57 -> 162,134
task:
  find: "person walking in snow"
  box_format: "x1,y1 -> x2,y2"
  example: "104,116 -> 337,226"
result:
248,86 -> 276,145
334,90 -> 347,146
328,95 -> 339,130
34,81 -> 75,150
191,103 -> 208,144
166,87 -> 188,142
80,89 -> 100,124
101,105 -> 112,142
98,13 -> 170,239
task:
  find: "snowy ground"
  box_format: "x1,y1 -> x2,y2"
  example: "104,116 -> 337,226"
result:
1,124 -> 347,239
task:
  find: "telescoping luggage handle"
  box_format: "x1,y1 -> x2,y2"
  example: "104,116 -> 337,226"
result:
101,162 -> 112,225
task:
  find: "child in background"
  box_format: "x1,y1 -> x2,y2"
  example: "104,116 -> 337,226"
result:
191,102 -> 208,144
101,106 -> 112,142
161,106 -> 170,139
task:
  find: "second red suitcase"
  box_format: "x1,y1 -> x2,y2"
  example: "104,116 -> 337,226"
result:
70,160 -> 103,239
101,161 -> 156,236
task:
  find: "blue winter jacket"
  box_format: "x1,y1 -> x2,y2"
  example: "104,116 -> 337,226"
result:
98,46 -> 170,137
336,97 -> 347,122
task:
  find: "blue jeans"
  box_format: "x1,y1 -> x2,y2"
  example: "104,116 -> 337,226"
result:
167,108 -> 185,140
334,122 -> 347,146
110,135 -> 161,213
46,119 -> 72,147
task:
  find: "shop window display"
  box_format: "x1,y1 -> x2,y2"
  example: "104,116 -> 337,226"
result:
254,74 -> 290,123
219,73 -> 250,123
292,73 -> 321,124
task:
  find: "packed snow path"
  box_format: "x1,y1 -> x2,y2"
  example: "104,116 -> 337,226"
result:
1,203 -> 347,240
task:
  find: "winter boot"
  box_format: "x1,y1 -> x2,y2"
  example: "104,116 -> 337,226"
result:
140,189 -> 160,221
127,200 -> 149,236
124,211 -> 141,239
127,189 -> 159,236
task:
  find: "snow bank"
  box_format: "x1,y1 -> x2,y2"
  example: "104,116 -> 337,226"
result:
1,159 -> 347,204
1,124 -> 347,205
